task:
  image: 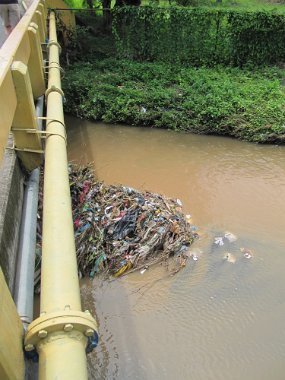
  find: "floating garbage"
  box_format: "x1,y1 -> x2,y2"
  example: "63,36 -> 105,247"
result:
35,164 -> 196,285
214,237 -> 224,246
140,267 -> 148,275
223,252 -> 236,264
185,248 -> 202,261
224,231 -> 237,243
211,232 -> 255,264
240,248 -> 253,259
214,231 -> 237,247
176,199 -> 183,207
185,214 -> 192,224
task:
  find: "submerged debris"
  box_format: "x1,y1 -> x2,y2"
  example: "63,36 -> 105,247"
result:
35,164 -> 196,287
214,236 -> 224,246
224,231 -> 237,243
223,252 -> 236,264
240,248 -> 253,259
212,232 -> 254,263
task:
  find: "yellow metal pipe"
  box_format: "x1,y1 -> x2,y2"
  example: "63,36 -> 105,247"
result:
37,331 -> 88,379
42,11 -> 81,315
24,11 -> 97,379
41,8 -> 84,365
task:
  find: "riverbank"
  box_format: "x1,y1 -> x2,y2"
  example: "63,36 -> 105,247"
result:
63,59 -> 285,144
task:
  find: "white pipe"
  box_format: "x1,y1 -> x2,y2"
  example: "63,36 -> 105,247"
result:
14,95 -> 44,329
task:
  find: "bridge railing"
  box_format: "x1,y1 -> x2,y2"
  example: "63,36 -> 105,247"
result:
0,0 -> 46,170
0,3 -> 46,378
0,3 -> 90,379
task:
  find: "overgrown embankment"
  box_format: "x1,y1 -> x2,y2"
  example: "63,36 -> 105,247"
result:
62,7 -> 285,144
63,59 -> 285,143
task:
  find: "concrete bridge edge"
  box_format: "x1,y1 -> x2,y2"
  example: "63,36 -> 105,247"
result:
0,136 -> 25,294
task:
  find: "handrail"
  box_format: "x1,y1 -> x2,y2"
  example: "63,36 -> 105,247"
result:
0,0 -> 44,60
0,0 -> 46,168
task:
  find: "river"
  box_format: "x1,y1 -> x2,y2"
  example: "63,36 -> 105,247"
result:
66,115 -> 285,380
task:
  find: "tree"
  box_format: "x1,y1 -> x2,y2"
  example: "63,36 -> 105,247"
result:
115,0 -> 141,7
102,0 -> 141,29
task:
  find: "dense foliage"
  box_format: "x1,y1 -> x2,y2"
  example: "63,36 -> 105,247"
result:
174,0 -> 285,8
112,7 -> 285,65
63,59 -> 285,143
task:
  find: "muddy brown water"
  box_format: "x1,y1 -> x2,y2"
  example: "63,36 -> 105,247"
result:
66,115 -> 285,380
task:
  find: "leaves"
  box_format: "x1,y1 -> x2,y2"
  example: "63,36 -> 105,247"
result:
112,6 -> 285,66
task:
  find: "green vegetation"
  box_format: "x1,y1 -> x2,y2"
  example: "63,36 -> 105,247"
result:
64,0 -> 285,11
64,0 -> 85,8
113,7 -> 285,66
63,59 -> 285,143
168,0 -> 285,11
61,2 -> 285,144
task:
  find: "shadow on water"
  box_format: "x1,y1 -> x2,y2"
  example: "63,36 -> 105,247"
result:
81,277 -> 148,380
66,115 -> 95,166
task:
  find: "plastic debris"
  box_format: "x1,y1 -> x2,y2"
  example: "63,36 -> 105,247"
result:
214,237 -> 224,246
176,199 -> 183,207
185,214 -> 192,224
224,231 -> 237,243
223,252 -> 236,263
186,248 -> 202,261
240,248 -> 253,259
140,266 -> 149,275
35,164 -> 196,284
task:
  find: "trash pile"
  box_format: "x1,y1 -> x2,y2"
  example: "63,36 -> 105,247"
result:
35,164 -> 196,285
70,165 -> 195,277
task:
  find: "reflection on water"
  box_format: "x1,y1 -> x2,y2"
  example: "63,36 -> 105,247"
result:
67,115 -> 285,380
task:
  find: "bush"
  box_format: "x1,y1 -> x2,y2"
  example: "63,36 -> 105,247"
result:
63,59 -> 285,143
175,0 -> 210,6
112,6 -> 285,66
